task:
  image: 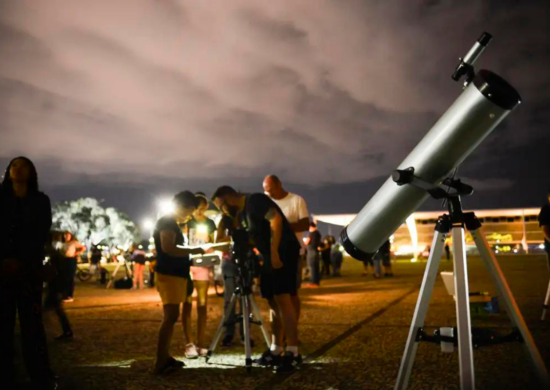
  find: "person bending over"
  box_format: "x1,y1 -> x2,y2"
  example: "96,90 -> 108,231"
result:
212,186 -> 302,373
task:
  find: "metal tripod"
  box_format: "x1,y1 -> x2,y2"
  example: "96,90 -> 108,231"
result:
206,282 -> 270,371
394,195 -> 550,390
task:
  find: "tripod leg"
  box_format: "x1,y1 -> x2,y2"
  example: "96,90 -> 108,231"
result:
249,294 -> 271,347
542,279 -> 550,321
452,227 -> 475,390
207,292 -> 238,360
395,230 -> 446,390
472,229 -> 550,388
242,295 -> 253,370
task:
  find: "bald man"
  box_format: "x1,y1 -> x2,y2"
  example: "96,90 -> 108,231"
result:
263,175 -> 310,321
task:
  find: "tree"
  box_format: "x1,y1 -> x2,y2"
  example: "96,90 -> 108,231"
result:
52,198 -> 139,249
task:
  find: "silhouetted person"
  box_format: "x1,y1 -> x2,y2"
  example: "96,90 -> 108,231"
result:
445,243 -> 451,261
0,157 -> 57,389
44,231 -> 73,341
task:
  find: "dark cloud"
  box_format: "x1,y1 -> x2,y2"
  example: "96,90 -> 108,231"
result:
0,0 -> 549,222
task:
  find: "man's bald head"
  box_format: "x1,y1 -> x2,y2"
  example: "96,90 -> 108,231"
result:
263,174 -> 287,200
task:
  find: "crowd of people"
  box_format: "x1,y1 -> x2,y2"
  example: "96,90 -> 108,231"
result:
2,155 -> 550,389
0,157 -> 401,388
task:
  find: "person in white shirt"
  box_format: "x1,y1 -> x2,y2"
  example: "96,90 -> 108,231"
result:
263,175 -> 310,321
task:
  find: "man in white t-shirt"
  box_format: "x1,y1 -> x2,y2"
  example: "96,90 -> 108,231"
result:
263,175 -> 310,321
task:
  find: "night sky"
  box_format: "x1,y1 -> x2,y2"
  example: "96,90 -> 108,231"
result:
1,0 -> 549,225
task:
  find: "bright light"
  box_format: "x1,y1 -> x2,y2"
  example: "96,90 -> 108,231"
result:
495,250 -> 499,254
142,219 -> 154,230
513,249 -> 518,253
410,258 -> 417,263
138,245 -> 143,249
539,244 -> 545,250
196,224 -> 208,234
395,245 -> 414,256
158,199 -> 175,215
148,244 -> 155,250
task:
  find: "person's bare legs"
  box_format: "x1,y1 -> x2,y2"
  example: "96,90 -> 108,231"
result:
182,300 -> 193,345
138,264 -> 145,288
155,304 -> 180,371
267,298 -> 284,347
195,281 -> 209,348
273,293 -> 298,347
290,294 -> 301,323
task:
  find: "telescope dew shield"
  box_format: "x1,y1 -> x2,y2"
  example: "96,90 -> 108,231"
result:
341,70 -> 521,260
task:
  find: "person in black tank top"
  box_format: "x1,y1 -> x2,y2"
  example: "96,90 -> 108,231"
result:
212,186 -> 302,373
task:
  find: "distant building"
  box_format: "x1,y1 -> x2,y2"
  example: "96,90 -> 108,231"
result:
315,208 -> 545,258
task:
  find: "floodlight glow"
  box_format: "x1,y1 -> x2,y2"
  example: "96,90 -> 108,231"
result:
158,199 -> 176,215
142,219 -> 154,230
539,244 -> 545,250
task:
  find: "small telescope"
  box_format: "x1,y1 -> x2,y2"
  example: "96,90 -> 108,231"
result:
340,33 -> 550,389
340,32 -> 520,260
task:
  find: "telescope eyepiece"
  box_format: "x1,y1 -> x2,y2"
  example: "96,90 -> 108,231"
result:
477,32 -> 492,46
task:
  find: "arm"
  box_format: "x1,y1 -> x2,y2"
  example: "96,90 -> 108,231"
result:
290,218 -> 310,234
160,230 -> 204,257
75,241 -> 87,256
291,196 -> 310,233
266,208 -> 283,269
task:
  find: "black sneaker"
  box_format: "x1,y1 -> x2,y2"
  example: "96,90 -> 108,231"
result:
253,349 -> 281,367
274,352 -> 302,373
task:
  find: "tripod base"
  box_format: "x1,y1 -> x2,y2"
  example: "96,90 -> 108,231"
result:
207,290 -> 270,368
395,213 -> 550,390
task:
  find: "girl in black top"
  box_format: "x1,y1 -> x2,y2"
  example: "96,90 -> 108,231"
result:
0,157 -> 57,389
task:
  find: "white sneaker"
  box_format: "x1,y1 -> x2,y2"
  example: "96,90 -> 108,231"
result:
185,343 -> 199,359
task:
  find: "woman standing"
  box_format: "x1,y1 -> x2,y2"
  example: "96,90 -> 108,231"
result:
153,191 -> 204,374
61,231 -> 85,302
0,157 -> 57,389
131,246 -> 147,289
183,192 -> 216,358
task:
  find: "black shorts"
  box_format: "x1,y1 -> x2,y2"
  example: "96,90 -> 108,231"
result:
260,253 -> 299,299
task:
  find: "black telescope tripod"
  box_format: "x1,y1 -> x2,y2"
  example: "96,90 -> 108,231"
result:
392,168 -> 550,390
206,257 -> 270,372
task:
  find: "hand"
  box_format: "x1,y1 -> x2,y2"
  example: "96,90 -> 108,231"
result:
271,252 -> 283,270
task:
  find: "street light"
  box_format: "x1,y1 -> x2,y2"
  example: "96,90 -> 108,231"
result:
142,219 -> 154,230
158,199 -> 175,216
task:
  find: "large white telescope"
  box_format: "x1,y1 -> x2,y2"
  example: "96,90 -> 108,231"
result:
340,33 -> 521,260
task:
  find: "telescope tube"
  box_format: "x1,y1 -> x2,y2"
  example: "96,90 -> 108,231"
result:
341,70 -> 521,260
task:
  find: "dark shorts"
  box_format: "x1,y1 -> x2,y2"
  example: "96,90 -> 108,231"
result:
260,253 -> 299,300
381,254 -> 391,267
